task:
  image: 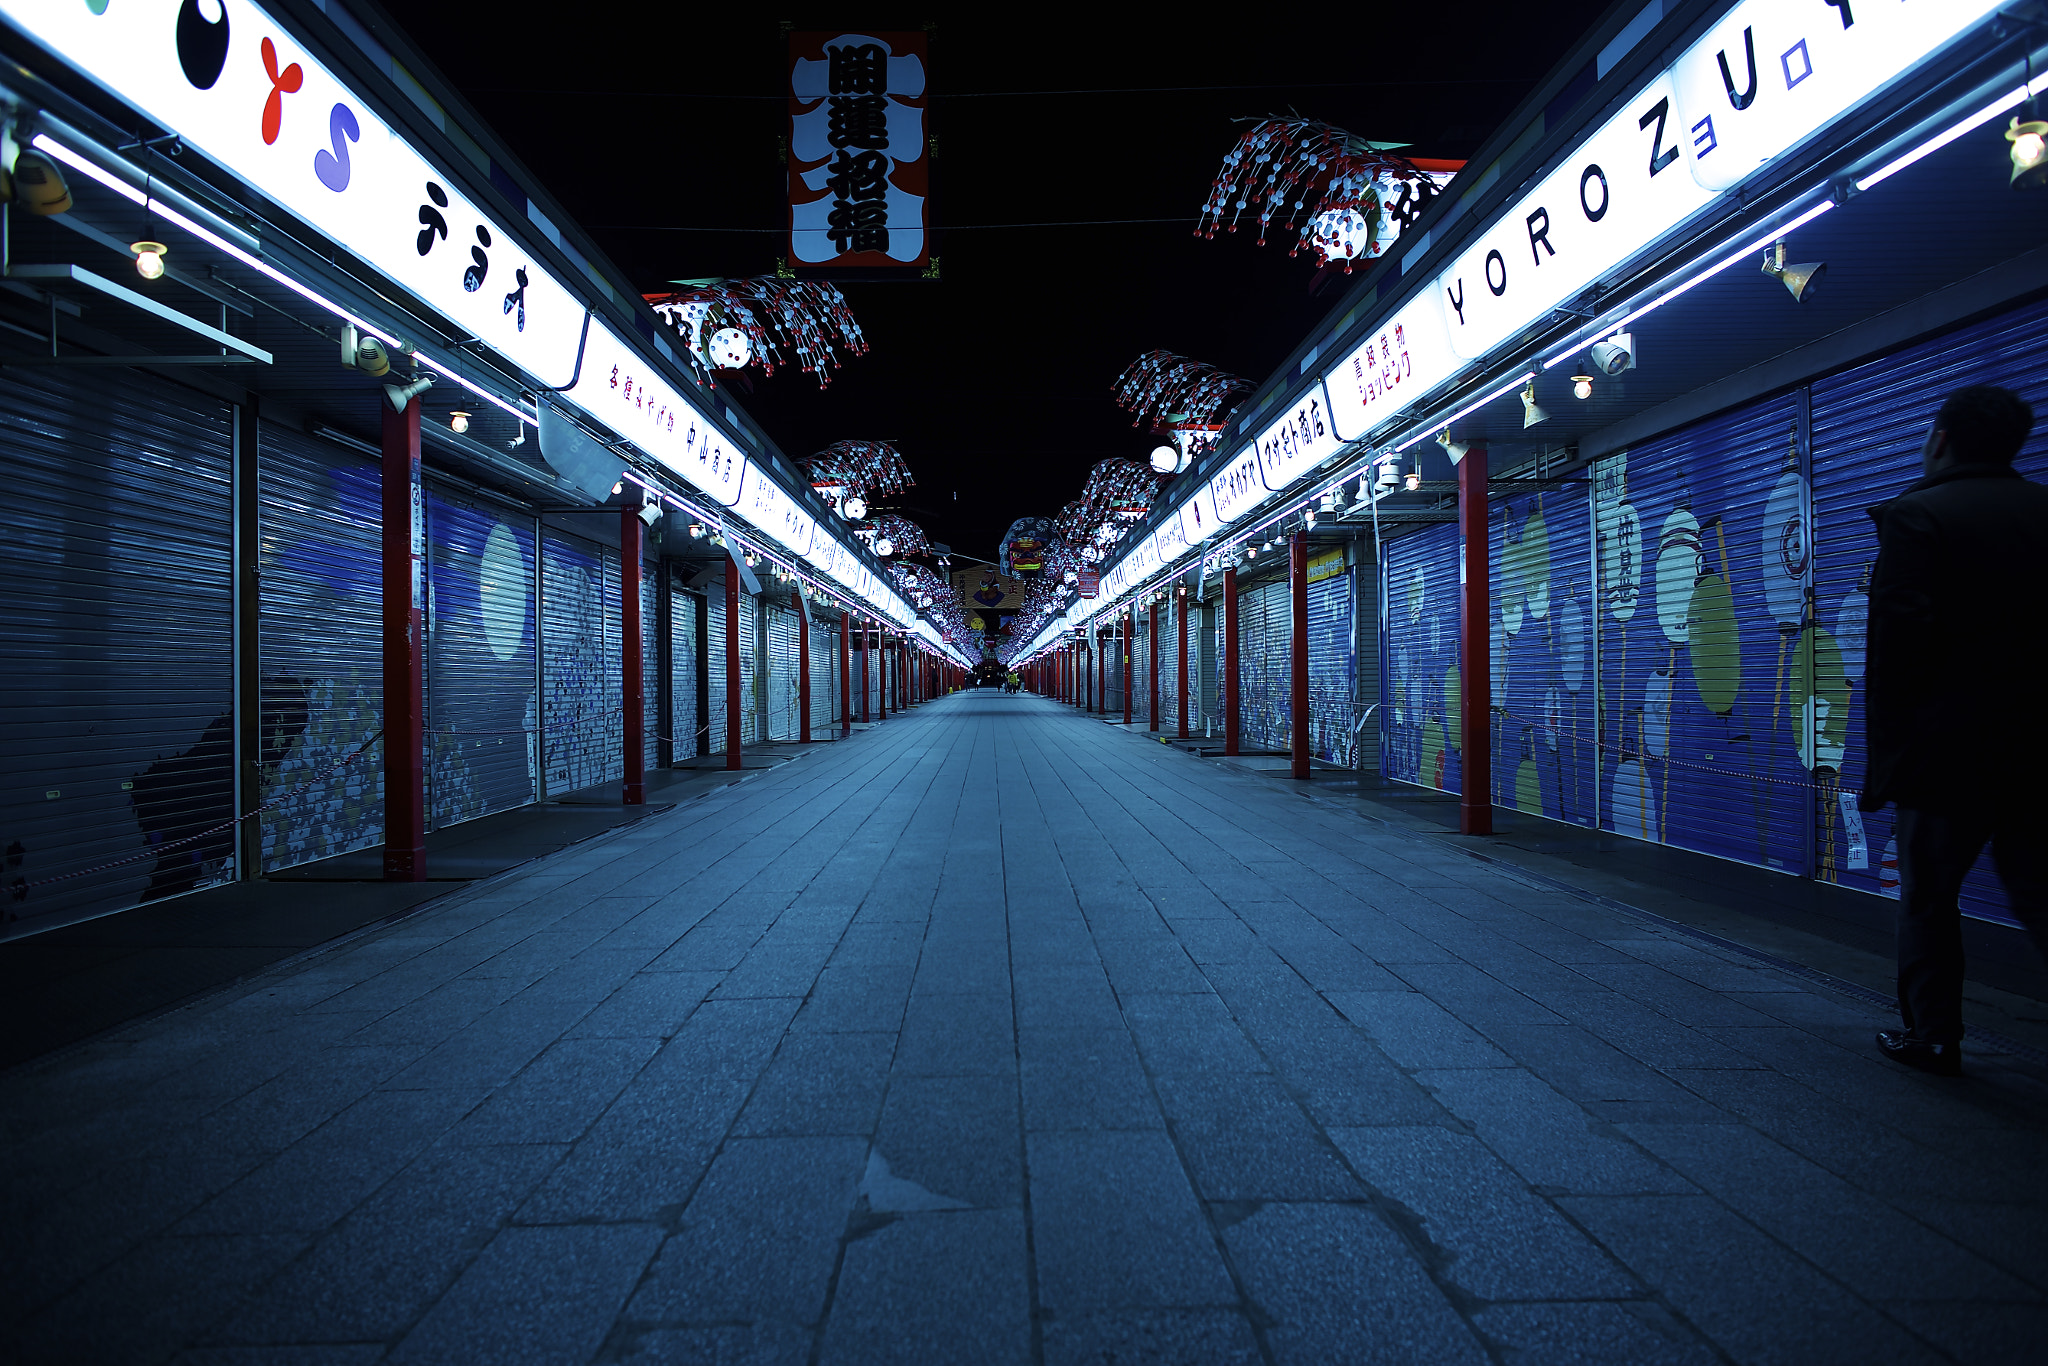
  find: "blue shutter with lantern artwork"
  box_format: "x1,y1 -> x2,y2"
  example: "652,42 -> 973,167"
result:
426,487 -> 538,826
1490,484 -> 1598,827
1381,525 -> 1463,792
1306,553 -> 1354,765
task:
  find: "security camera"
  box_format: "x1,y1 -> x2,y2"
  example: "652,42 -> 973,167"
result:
1589,332 -> 1636,376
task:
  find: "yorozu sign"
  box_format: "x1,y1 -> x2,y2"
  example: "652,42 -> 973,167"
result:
0,0 -> 585,387
788,31 -> 931,275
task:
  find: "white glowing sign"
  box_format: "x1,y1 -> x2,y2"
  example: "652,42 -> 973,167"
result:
574,324 -> 748,508
1328,297 -> 1464,442
1,0 -> 584,385
1251,381 -> 1343,493
1208,445 -> 1266,525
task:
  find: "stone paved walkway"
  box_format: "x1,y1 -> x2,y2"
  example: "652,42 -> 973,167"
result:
6,692 -> 2046,1365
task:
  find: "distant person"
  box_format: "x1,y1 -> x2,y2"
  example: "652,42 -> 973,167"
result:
1862,384 -> 2048,1077
1007,671 -> 1021,694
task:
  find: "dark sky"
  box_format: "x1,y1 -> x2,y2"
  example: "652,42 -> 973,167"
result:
400,4 -> 1615,563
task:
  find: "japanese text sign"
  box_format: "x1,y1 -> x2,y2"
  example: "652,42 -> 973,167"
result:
789,31 -> 930,272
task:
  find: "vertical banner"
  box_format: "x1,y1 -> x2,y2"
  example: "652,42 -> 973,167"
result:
789,31 -> 932,276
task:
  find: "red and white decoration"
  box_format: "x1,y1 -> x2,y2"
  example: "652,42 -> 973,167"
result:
646,277 -> 867,386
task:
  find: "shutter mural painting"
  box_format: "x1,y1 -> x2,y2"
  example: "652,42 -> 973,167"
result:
1490,486 -> 1598,827
1158,598 -> 1181,729
541,528 -> 621,794
670,581 -> 703,757
766,603 -> 801,740
258,424 -> 385,872
1594,398 -> 1810,874
426,489 -> 537,826
0,370 -> 234,933
1306,550 -> 1354,765
1381,526 -> 1463,792
1810,298 -> 2048,928
1238,578 -> 1291,752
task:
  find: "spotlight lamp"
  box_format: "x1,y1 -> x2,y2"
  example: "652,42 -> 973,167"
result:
1589,332 -> 1636,375
11,148 -> 72,215
688,521 -> 705,538
1571,374 -> 1594,400
383,374 -> 435,412
448,410 -> 471,434
1436,429 -> 1470,464
338,324 -> 392,378
1761,240 -> 1825,302
1521,382 -> 1550,428
2009,114 -> 2048,188
129,241 -> 168,280
637,498 -> 662,527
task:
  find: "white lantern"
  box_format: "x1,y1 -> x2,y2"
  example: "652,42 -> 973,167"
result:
843,495 -> 868,520
876,538 -> 896,557
709,327 -> 753,369
1310,207 -> 1375,262
1149,444 -> 1184,474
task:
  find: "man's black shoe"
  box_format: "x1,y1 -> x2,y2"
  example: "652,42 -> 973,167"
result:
1876,1030 -> 1963,1077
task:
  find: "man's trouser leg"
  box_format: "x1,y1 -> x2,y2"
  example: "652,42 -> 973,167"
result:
1895,806 -> 1989,1043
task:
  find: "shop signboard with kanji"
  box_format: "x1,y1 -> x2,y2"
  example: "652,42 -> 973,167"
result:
789,31 -> 931,276
1077,568 -> 1100,599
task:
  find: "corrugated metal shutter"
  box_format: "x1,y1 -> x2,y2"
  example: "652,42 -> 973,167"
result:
1133,610 -> 1154,726
705,584 -> 759,748
809,610 -> 836,734
1381,525 -> 1463,792
1306,553 -> 1354,764
540,528 -> 621,794
0,371 -> 234,933
1203,602 -> 1221,735
1238,578 -> 1291,752
1156,599 -> 1180,728
1103,623 -> 1125,716
1593,396 -> 1809,874
641,557 -> 659,762
741,592 -> 760,744
766,604 -> 801,740
1491,487 -> 1598,827
258,423 -> 386,872
426,487 -> 537,827
1810,298 -> 2048,926
670,580 -> 702,758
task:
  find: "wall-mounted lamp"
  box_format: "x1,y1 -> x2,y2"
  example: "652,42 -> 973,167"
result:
12,149 -> 72,215
1761,240 -> 1824,301
448,410 -> 471,434
383,374 -> 435,412
1520,382 -> 1550,428
129,241 -> 168,280
338,324 -> 392,378
637,496 -> 662,527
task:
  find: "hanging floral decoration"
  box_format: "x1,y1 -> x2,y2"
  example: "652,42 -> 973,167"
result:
869,514 -> 930,559
645,277 -> 867,385
1081,458 -> 1157,522
802,440 -> 915,504
1112,350 -> 1252,434
891,563 -> 975,650
1053,497 -> 1097,547
1196,117 -> 1445,271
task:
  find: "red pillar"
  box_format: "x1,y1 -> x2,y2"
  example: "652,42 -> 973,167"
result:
861,623 -> 872,722
1223,566 -> 1241,757
1290,531 -> 1310,780
1095,627 -> 1105,714
798,595 -> 812,743
621,508 -> 645,804
725,554 -> 742,770
381,395 -> 425,881
1176,588 -> 1190,740
1459,446 -> 1492,833
1122,607 -> 1133,726
1148,600 -> 1160,732
878,632 -> 889,719
840,612 -> 852,736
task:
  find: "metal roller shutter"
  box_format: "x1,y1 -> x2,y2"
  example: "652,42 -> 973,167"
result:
1306,552 -> 1354,765
1381,525 -> 1463,792
705,585 -> 759,748
809,611 -> 836,735
669,579 -> 702,758
540,528 -> 621,795
1204,602 -> 1222,736
1593,396 -> 1808,875
741,592 -> 761,744
1157,599 -> 1180,728
1103,623 -> 1125,716
1490,486 -> 1598,827
707,582 -> 730,748
1132,610 -> 1153,725
0,370 -> 234,933
426,487 -> 537,827
258,423 -> 386,872
1238,578 -> 1291,752
641,558 -> 660,762
766,604 -> 800,740
1810,298 -> 2048,925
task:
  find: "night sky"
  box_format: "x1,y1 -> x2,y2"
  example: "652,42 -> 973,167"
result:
400,5 -> 1613,563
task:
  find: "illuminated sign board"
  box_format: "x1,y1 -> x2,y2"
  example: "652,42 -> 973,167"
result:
1252,380 -> 1344,492
1327,298 -> 1465,442
788,31 -> 931,274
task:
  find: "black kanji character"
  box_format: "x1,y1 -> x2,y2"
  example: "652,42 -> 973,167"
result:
1389,177 -> 1440,231
827,42 -> 887,95
417,181 -> 449,256
825,149 -> 890,202
827,198 -> 890,253
463,225 -> 491,292
503,266 -> 528,331
827,94 -> 890,150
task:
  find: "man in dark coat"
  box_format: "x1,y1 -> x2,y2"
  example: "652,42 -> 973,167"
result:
1861,384 -> 2048,1076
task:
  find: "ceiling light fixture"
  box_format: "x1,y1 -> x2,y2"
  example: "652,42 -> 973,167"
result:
2011,114 -> 2048,188
1571,374 -> 1594,400
448,410 -> 471,434
129,240 -> 167,280
1435,429 -> 1470,464
1761,239 -> 1825,302
1521,382 -> 1550,428
1589,332 -> 1635,375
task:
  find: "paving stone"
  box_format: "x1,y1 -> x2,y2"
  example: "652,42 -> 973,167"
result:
1221,1202 -> 1487,1365
1252,1026 -> 1446,1128
387,1223 -> 661,1366
1154,1072 -> 1359,1201
819,1210 -> 1031,1366
874,1073 -> 1022,1208
1324,991 -> 1514,1069
733,1032 -> 895,1137
1329,1125 -> 1637,1300
1020,1028 -> 1165,1132
605,1322 -> 811,1365
1121,992 -> 1269,1074
567,970 -> 723,1038
1469,1302 -> 1720,1365
1040,1309 -> 1265,1366
894,992 -> 1015,1076
1417,1068 -> 1695,1196
1027,1129 -> 1236,1312
444,1035 -> 660,1145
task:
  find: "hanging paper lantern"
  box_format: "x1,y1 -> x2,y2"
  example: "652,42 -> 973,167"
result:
1310,206 -> 1377,261
708,327 -> 753,370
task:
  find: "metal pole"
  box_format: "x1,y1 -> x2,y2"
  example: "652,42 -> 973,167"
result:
1223,566 -> 1241,757
798,591 -> 812,743
621,507 -> 645,804
841,611 -> 852,737
725,554 -> 743,770
381,395 -> 426,880
1291,531 -> 1310,780
1177,587 -> 1190,739
1459,445 -> 1492,834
